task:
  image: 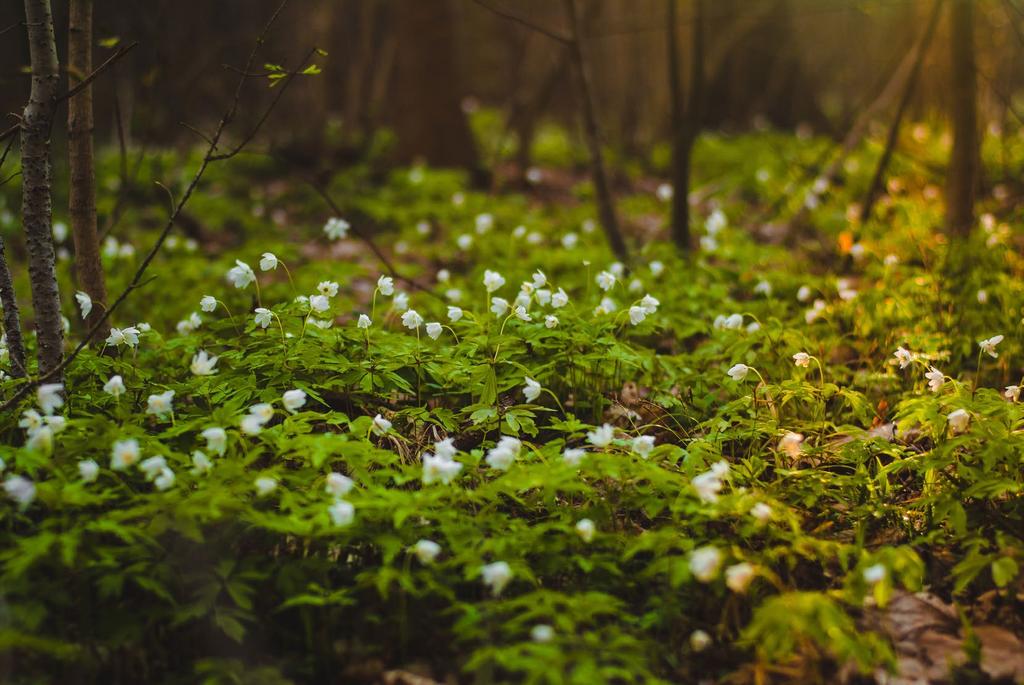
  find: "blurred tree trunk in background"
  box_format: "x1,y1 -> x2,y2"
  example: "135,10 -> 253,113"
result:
68,0 -> 108,334
564,0 -> 629,263
21,0 -> 64,376
668,0 -> 704,251
946,0 -> 978,238
392,0 -> 481,176
703,0 -> 828,131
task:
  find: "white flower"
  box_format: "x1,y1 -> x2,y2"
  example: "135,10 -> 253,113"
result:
925,367 -> 944,393
692,470 -> 723,503
531,270 -> 547,288
52,220 -> 68,242
628,306 -> 646,325
649,261 -> 665,278
485,436 -> 522,471
490,297 -> 509,317
1005,385 -> 1021,402
512,305 -> 531,322
436,268 -> 450,282
202,427 -> 227,455
563,447 -> 586,466
639,294 -> 659,314
456,234 -> 473,250
240,414 -> 264,435
26,425 -> 53,452
4,475 -> 36,508
689,546 -> 722,582
146,390 -> 175,419
78,459 -> 99,483
227,260 -> 256,289
309,294 -> 330,313
690,630 -> 711,652
325,472 -> 354,498
377,275 -> 394,296
535,288 -> 552,306
753,280 -> 772,297
706,209 -> 727,235
714,313 -> 743,330
327,499 -> 355,527
18,410 -> 43,434
483,269 -> 506,293
255,477 -> 278,496
314,280 -> 337,298
587,423 -> 615,448
863,563 -> 886,585
726,363 -> 749,381
111,439 -> 141,470
324,217 -> 350,240
412,539 -> 442,564
793,352 -> 811,368
191,451 -> 213,475
475,213 -> 494,234
551,288 -> 569,309
372,414 -> 392,436
190,350 -> 219,376
75,291 -> 92,319
523,377 -> 541,403
259,252 -> 278,271
656,182 -> 673,201
446,288 -> 462,302
140,456 -> 168,480
631,435 -> 655,458
480,561 -> 513,596
596,270 -> 616,291
979,335 -> 1004,358
725,562 -> 755,593
562,232 -> 578,249
446,306 -> 463,323
422,452 -> 463,485
392,292 -> 409,312
250,404 -> 274,423
200,295 -> 217,313
893,346 -> 914,369
254,308 -> 273,329
778,432 -> 804,459
544,315 -> 559,329
37,383 -> 64,415
977,289 -> 988,304
947,408 -> 970,434
426,322 -> 442,340
594,297 -> 616,315
796,285 -> 812,302
573,518 -> 597,543
531,624 -> 555,643
401,310 -> 423,330
750,502 -> 772,522
283,389 -> 307,413
357,314 -> 372,329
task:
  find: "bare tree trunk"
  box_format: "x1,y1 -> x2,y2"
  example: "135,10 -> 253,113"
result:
667,0 -> 704,251
946,0 -> 978,238
68,0 -> 107,335
563,0 -> 628,263
392,0 -> 482,179
21,0 -> 64,377
860,0 -> 942,223
0,237 -> 27,377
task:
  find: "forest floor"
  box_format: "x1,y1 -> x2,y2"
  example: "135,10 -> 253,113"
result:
1,126 -> 1023,684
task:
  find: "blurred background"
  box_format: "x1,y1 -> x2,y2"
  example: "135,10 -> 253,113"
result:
1,0 -> 1021,177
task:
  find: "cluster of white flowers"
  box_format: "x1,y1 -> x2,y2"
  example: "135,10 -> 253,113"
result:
422,438 -> 463,485
18,383 -> 67,453
692,460 -> 729,503
241,403 -> 274,435
485,436 -> 522,471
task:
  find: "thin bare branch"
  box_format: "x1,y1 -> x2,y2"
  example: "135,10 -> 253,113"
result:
471,0 -> 570,44
59,42 -> 137,103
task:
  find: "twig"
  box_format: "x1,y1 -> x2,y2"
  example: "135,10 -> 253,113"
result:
59,42 -> 137,103
470,0 -> 570,44
0,0 -> 296,414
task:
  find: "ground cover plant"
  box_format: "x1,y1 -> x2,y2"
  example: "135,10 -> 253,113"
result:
2,1 -> 1024,683
1,121 -> 1023,684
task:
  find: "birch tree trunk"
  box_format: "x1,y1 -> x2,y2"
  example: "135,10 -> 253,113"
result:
21,0 -> 64,376
68,0 -> 107,334
0,237 -> 27,377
